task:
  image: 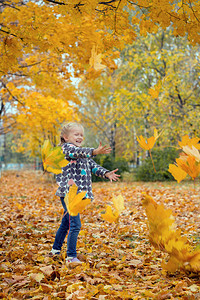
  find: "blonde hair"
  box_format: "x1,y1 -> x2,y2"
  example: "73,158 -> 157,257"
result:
58,122 -> 84,146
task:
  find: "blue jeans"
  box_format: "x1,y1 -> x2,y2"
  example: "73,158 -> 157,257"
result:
53,197 -> 81,257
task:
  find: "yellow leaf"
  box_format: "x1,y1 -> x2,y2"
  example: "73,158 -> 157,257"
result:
149,85 -> 160,98
41,140 -> 68,174
137,135 -> 156,150
113,194 -> 125,214
137,129 -> 160,151
89,45 -> 106,71
182,145 -> 200,162
64,184 -> 90,216
178,135 -> 200,150
68,184 -> 78,201
176,155 -> 200,180
168,164 -> 187,183
153,128 -> 162,141
188,251 -> 200,272
72,198 -> 91,215
101,205 -> 119,223
142,193 -> 200,273
147,136 -> 156,149
161,257 -> 180,273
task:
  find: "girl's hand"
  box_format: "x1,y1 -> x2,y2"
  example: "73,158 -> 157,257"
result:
93,142 -> 112,156
105,169 -> 120,182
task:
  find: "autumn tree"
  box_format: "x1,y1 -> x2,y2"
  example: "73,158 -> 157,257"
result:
1,0 -> 200,159
112,28 -> 200,159
77,73 -> 119,157
77,27 -> 200,162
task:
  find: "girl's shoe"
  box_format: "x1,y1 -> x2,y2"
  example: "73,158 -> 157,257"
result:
66,257 -> 83,264
49,248 -> 61,256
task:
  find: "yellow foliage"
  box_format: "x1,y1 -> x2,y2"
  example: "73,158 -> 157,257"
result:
64,184 -> 91,216
137,129 -> 159,151
176,155 -> 200,180
149,83 -> 161,98
137,135 -> 155,151
113,194 -> 125,214
182,145 -> 200,162
9,91 -> 76,156
101,194 -> 125,223
169,135 -> 200,182
89,45 -> 107,71
142,193 -> 200,273
101,205 -> 119,223
41,140 -> 69,174
178,135 -> 200,150
168,164 -> 187,183
136,129 -> 160,172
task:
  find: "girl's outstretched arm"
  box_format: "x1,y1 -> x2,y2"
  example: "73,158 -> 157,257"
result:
93,142 -> 112,156
105,169 -> 120,182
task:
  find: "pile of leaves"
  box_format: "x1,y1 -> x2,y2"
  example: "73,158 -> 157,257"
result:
0,171 -> 199,299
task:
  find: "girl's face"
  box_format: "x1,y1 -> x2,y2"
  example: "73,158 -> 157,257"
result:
64,126 -> 84,147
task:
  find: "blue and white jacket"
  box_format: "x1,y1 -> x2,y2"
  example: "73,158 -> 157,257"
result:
56,143 -> 109,199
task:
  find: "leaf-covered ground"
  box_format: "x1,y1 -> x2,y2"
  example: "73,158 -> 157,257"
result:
0,171 -> 199,299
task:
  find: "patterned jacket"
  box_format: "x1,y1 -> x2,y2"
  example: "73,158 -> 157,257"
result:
56,143 -> 109,199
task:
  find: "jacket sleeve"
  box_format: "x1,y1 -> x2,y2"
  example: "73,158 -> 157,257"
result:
89,158 -> 109,178
62,143 -> 95,159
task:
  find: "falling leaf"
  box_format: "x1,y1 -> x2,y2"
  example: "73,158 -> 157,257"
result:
136,135 -> 155,151
137,129 -> 159,151
113,194 -> 125,214
178,135 -> 200,150
41,140 -> 69,174
89,45 -> 106,71
64,184 -> 91,216
142,193 -> 200,273
136,129 -> 160,172
176,155 -> 200,180
182,145 -> 200,162
101,205 -> 119,223
168,164 -> 187,183
101,193 -> 124,223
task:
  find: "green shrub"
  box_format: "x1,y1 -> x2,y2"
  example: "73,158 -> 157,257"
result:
121,171 -> 137,182
92,155 -> 129,182
135,147 -> 179,181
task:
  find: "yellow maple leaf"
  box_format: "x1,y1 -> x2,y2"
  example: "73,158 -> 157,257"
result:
142,194 -> 176,249
168,164 -> 187,183
64,184 -> 91,216
89,45 -> 106,71
176,155 -> 200,180
136,135 -> 155,151
142,193 -> 200,273
149,83 -> 160,99
41,140 -> 69,174
187,251 -> 200,272
142,193 -> 157,207
137,129 -> 159,151
161,256 -> 180,273
137,129 -> 160,172
178,135 -> 200,150
182,145 -> 200,162
101,205 -> 119,223
113,194 -> 125,214
101,193 -> 124,223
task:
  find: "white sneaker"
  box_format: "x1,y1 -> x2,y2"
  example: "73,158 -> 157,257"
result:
66,257 -> 83,264
49,248 -> 60,256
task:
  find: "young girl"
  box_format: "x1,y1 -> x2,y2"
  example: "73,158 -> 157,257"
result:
50,122 -> 120,263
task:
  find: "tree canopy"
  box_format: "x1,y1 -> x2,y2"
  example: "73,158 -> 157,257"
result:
1,0 -> 200,158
